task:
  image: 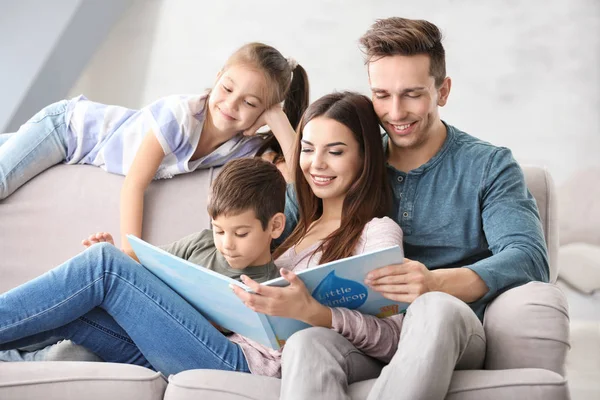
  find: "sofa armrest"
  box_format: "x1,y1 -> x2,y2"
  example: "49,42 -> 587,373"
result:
483,282 -> 570,375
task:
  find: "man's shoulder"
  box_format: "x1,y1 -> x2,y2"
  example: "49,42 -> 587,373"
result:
446,124 -> 513,162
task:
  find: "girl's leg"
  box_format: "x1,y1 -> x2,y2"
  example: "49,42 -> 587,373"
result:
0,101 -> 70,199
0,243 -> 249,376
0,133 -> 15,147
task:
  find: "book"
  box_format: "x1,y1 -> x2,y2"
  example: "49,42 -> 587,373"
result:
128,234 -> 408,350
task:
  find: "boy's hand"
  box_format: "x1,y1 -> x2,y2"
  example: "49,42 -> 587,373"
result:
82,232 -> 115,248
231,269 -> 332,328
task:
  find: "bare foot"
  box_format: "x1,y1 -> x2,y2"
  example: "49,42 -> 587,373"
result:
82,232 -> 115,248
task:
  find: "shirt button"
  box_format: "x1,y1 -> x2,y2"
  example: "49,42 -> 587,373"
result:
397,176 -> 404,182
403,212 -> 409,217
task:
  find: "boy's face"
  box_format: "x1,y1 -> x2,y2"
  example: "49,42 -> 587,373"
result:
211,209 -> 284,269
368,54 -> 450,152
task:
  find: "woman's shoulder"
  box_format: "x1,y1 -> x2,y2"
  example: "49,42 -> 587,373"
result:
363,216 -> 401,234
356,217 -> 403,254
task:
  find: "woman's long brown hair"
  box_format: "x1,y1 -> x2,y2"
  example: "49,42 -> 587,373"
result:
273,92 -> 391,264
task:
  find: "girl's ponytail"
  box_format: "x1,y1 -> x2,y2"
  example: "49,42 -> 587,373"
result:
282,64 -> 310,131
256,64 -> 309,163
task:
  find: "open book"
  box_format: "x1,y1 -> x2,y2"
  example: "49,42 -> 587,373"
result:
128,235 -> 408,350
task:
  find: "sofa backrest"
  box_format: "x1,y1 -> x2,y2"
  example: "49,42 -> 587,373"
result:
0,164 -> 558,293
0,165 -> 213,292
521,165 -> 559,283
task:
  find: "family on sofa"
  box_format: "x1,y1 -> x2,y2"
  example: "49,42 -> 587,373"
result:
0,17 -> 560,400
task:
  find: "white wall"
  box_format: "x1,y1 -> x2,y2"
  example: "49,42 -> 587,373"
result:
0,0 -> 131,132
68,0 -> 600,184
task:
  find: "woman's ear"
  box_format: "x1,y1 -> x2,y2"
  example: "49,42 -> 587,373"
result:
269,212 -> 286,239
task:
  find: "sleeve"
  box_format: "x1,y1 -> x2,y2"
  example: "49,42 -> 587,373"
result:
358,217 -> 404,255
144,95 -> 192,157
328,216 -> 405,360
331,308 -> 403,362
158,230 -> 211,259
464,148 -> 549,309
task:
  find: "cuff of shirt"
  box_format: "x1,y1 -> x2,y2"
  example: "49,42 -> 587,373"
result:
330,307 -> 344,332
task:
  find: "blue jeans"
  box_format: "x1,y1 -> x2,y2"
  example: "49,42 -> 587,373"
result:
0,243 -> 250,376
0,101 -> 69,199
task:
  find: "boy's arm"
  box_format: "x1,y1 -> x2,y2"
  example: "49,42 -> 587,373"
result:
120,132 -> 165,261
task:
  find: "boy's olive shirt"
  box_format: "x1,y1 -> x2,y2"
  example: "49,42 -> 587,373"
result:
159,230 -> 279,283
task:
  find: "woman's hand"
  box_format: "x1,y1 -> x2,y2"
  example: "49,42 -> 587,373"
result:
231,268 -> 332,328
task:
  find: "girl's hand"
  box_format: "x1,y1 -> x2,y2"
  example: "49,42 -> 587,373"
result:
242,104 -> 285,137
82,232 -> 115,248
231,268 -> 332,328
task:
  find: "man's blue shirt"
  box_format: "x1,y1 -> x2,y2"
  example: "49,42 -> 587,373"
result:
281,123 -> 549,319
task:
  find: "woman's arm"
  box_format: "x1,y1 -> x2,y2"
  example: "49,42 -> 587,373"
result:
120,132 -> 165,260
331,308 -> 403,362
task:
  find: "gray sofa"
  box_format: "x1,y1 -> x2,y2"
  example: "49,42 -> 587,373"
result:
0,164 -> 570,399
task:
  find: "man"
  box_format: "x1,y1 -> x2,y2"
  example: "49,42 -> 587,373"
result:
279,17 -> 564,400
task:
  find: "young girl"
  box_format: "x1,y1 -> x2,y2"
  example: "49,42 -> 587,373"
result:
0,42 -> 309,257
0,92 -> 403,379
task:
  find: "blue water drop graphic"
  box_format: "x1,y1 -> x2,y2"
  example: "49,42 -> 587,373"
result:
312,271 -> 368,309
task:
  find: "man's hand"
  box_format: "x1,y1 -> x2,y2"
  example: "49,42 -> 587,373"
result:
231,268 -> 332,328
364,258 -> 440,303
82,232 -> 115,248
365,258 -> 489,303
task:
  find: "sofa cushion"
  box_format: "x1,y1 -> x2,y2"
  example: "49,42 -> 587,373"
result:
0,361 -> 166,400
557,167 -> 600,247
446,369 -> 568,400
164,368 -> 567,400
558,242 -> 600,293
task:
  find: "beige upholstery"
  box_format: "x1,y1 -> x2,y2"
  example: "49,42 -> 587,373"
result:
0,164 -> 569,400
0,362 -> 166,400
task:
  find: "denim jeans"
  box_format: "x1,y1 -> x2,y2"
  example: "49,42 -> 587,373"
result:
0,339 -> 103,362
0,101 -> 69,199
0,243 -> 250,376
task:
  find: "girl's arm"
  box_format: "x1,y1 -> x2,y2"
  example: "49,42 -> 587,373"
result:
244,106 -> 297,181
262,107 -> 296,178
120,132 -> 165,260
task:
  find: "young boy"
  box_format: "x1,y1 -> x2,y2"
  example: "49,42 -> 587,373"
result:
0,157 -> 287,362
84,157 -> 286,282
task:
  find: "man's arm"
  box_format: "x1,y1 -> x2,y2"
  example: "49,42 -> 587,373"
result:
367,148 -> 548,312
463,148 -> 549,306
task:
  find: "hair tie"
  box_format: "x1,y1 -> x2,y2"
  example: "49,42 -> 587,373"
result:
286,57 -> 298,70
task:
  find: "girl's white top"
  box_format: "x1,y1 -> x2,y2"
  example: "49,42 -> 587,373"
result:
64,93 -> 263,179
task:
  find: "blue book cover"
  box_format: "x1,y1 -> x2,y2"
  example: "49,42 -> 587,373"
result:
128,235 -> 408,350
